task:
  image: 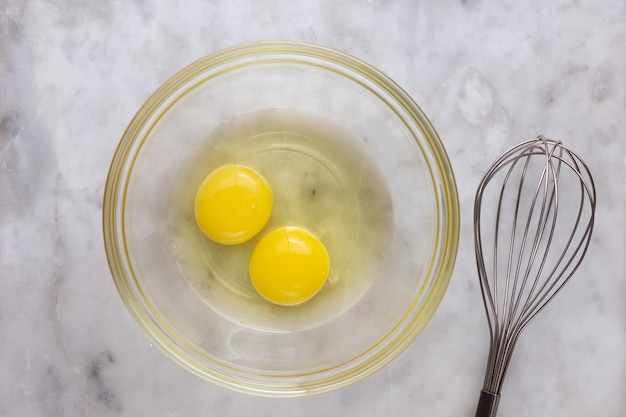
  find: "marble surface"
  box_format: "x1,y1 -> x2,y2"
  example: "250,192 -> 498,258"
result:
1,0 -> 625,416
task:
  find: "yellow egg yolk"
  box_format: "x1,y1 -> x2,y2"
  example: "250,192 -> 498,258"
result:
249,226 -> 330,306
194,164 -> 273,245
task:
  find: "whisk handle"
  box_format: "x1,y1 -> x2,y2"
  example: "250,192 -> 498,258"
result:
475,390 -> 500,417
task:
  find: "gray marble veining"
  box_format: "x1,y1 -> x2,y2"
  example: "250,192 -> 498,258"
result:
1,1 -> 625,416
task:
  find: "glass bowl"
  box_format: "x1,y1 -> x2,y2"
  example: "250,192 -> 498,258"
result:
103,41 -> 459,397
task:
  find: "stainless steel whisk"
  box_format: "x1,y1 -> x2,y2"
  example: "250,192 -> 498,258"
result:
473,136 -> 596,417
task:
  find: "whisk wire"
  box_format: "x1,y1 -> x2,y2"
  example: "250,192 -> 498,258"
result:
512,143 -> 560,327
496,144 -> 562,392
518,149 -> 595,328
506,148 -> 550,330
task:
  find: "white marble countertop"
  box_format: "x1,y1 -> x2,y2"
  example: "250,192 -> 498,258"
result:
2,1 -> 625,416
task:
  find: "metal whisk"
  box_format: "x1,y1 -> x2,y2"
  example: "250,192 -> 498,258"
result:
473,136 -> 596,417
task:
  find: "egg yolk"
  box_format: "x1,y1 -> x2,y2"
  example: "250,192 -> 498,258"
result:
249,226 -> 330,306
194,164 -> 273,245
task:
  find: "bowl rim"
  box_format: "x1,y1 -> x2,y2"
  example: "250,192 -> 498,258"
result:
102,40 -> 460,397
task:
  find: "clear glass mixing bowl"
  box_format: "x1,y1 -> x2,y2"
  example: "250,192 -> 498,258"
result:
103,41 -> 459,397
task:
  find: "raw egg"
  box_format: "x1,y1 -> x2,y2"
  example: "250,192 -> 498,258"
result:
194,164 -> 273,245
249,225 -> 331,306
